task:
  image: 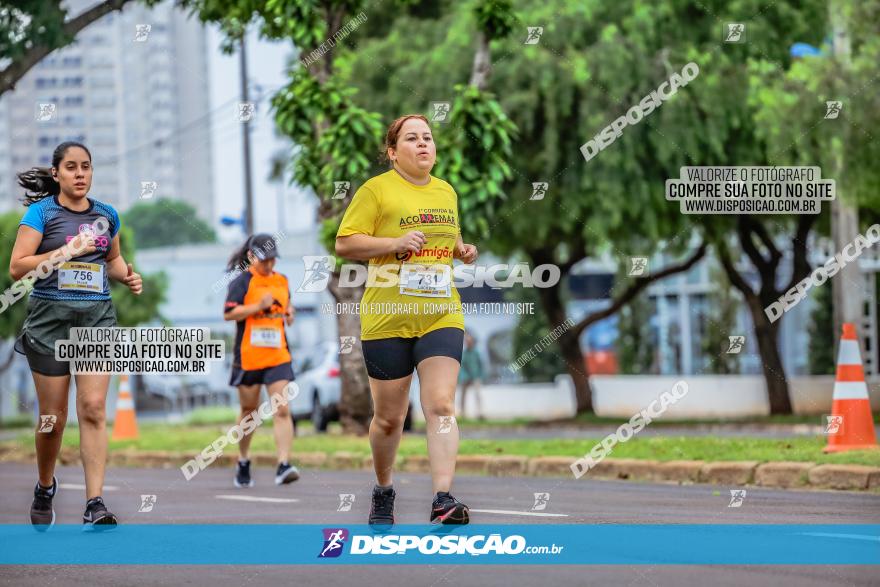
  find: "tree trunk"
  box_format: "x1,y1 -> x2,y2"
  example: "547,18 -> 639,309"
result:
526,241 -> 707,415
469,31 -> 491,90
752,310 -> 791,414
306,31 -> 373,433
558,330 -> 593,412
326,273 -> 371,434
533,275 -> 594,413
716,239 -> 795,415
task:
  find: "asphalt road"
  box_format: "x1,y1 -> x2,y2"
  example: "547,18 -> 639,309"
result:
0,462 -> 878,586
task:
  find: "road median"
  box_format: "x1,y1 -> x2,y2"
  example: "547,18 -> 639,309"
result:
2,444 -> 878,491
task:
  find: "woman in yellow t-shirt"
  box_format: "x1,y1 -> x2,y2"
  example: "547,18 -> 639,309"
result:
336,114 -> 478,527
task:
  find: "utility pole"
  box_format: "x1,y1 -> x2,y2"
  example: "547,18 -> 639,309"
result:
276,177 -> 287,234
829,3 -> 862,346
239,33 -> 255,236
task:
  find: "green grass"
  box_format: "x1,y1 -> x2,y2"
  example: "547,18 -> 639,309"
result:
454,436 -> 880,466
184,407 -> 240,426
184,407 -> 319,432
164,410 -> 880,431
7,411 -> 876,432
2,424 -> 878,466
0,415 -> 34,429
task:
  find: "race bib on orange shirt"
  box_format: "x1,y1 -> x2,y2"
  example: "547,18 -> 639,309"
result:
250,326 -> 283,348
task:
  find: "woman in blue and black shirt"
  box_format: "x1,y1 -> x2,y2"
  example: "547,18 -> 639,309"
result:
9,142 -> 142,531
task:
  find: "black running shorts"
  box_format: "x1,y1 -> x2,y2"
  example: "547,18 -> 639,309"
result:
361,327 -> 464,381
229,362 -> 295,387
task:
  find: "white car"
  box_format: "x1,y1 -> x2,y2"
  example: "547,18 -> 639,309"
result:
289,341 -> 415,432
290,342 -> 341,431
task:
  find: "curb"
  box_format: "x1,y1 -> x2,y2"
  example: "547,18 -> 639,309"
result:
754,461 -> 813,489
699,461 -> 759,485
807,464 -> 878,490
2,448 -> 879,491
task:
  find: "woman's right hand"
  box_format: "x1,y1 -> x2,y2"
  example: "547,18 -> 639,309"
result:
259,292 -> 274,310
393,231 -> 426,255
66,232 -> 97,256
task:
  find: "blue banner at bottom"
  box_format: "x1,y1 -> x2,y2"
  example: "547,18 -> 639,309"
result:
0,524 -> 877,565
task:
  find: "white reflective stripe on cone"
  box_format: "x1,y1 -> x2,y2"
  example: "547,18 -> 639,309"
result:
831,381 -> 870,400
836,340 -> 863,366
116,399 -> 135,410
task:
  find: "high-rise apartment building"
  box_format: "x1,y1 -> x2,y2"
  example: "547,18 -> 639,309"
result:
0,1 -> 214,223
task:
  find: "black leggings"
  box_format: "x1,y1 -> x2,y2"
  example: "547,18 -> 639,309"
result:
361,327 -> 464,380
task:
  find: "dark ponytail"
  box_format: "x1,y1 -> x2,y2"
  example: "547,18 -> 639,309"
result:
226,235 -> 254,272
17,141 -> 92,206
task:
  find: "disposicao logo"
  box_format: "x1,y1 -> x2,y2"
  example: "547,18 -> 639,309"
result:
318,528 -> 349,558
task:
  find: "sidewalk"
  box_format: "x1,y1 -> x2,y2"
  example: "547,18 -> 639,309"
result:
458,376 -> 880,421
460,422 -> 867,440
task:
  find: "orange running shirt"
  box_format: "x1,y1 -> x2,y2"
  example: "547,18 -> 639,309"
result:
224,267 -> 292,371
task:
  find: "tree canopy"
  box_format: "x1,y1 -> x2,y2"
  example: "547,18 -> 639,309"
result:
122,199 -> 217,250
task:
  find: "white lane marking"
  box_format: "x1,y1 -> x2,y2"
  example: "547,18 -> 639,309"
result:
469,508 -> 569,517
60,483 -> 119,491
215,495 -> 300,504
799,532 -> 880,543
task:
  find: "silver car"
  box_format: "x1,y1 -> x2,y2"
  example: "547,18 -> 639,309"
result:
290,341 -> 341,431
290,341 -> 415,432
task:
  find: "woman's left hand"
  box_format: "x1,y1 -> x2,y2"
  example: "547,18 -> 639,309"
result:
124,263 -> 143,295
285,306 -> 295,326
456,243 -> 478,264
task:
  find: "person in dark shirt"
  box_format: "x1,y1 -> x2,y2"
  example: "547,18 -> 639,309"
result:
10,142 -> 142,531
458,331 -> 485,420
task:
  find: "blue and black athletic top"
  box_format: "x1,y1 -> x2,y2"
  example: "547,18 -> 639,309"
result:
18,195 -> 120,301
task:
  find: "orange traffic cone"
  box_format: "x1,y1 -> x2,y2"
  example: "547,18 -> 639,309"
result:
111,374 -> 139,440
823,323 -> 878,453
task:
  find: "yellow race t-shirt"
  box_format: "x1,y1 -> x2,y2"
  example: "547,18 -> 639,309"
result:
337,170 -> 464,340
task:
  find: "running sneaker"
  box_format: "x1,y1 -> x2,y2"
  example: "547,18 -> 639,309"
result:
82,496 -> 118,531
275,462 -> 300,485
234,459 -> 254,488
368,485 -> 395,527
430,491 -> 469,525
30,477 -> 57,531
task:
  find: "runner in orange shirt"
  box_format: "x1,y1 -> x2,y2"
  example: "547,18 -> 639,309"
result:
223,234 -> 299,487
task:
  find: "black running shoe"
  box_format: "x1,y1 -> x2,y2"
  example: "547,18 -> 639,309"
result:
275,462 -> 300,485
430,491 -> 469,525
368,485 -> 395,527
30,477 -> 57,531
82,496 -> 117,531
234,459 -> 254,488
